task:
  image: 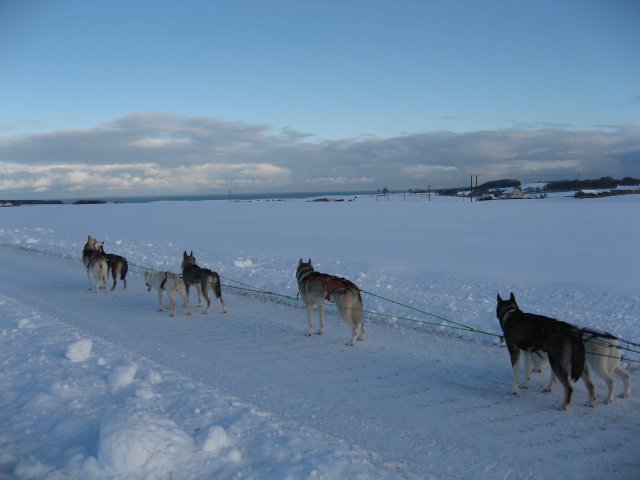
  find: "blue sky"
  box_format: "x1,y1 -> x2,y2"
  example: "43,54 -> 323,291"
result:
1,0 -> 639,198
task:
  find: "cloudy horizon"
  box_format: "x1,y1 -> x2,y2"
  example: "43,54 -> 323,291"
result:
1,113 -> 638,199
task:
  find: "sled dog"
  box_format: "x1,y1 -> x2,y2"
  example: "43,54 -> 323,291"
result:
103,250 -> 128,291
296,258 -> 365,346
181,251 -> 227,314
82,235 -> 108,293
144,269 -> 192,317
496,292 -> 595,410
532,327 -> 631,404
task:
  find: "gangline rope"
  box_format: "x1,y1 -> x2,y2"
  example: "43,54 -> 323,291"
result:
125,263 -> 640,361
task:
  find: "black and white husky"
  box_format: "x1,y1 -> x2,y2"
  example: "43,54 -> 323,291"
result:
181,251 -> 227,315
144,269 -> 192,317
296,259 -> 365,346
102,250 -> 128,291
82,235 -> 108,293
532,327 -> 631,404
496,292 -> 595,410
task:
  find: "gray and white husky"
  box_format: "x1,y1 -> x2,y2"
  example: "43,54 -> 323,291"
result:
181,251 -> 227,315
82,235 -> 109,293
532,327 -> 631,404
144,269 -> 192,317
496,292 -> 595,410
296,258 -> 365,346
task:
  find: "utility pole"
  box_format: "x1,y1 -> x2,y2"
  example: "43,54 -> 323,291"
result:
470,174 -> 478,202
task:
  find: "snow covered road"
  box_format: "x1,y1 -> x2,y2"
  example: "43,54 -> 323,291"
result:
1,245 -> 638,479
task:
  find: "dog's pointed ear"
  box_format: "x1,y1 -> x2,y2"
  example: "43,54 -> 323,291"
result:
190,250 -> 193,256
497,293 -> 503,302
509,292 -> 516,302
308,258 -> 312,263
183,251 -> 187,258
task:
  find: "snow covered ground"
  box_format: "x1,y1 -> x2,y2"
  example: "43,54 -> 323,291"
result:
0,193 -> 638,479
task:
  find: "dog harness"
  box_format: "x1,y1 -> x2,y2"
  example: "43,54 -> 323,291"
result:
310,273 -> 357,301
160,272 -> 168,290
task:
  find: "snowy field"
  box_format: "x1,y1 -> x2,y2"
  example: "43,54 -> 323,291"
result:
0,193 -> 638,479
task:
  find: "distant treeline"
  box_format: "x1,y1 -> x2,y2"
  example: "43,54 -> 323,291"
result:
413,176 -> 640,197
545,176 -> 640,192
0,199 -> 64,206
1,199 -> 107,206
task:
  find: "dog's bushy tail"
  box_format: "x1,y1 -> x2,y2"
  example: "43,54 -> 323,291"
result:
212,274 -> 223,299
121,260 -> 128,280
570,332 -> 586,382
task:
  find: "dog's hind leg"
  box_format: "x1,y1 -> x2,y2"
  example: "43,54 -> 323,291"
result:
581,368 -> 596,408
317,304 -> 325,335
156,288 -> 164,312
507,346 -> 522,395
548,349 -> 574,410
181,292 -> 192,316
614,367 -> 631,399
523,351 -> 532,389
543,370 -> 556,393
212,276 -> 228,313
200,279 -> 212,314
167,289 -> 177,317
173,280 -> 192,316
121,262 -> 128,290
345,318 -> 357,347
597,367 -> 617,404
217,296 -> 227,313
556,372 -> 574,411
335,293 -> 357,346
356,316 -> 366,343
549,348 -> 574,410
353,293 -> 365,343
305,303 -> 314,336
110,265 -> 118,291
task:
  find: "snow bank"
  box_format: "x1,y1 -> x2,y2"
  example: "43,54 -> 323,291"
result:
108,363 -> 138,390
65,338 -> 93,362
97,412 -> 194,472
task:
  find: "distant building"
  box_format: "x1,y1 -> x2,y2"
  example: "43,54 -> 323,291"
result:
501,187 -> 524,199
